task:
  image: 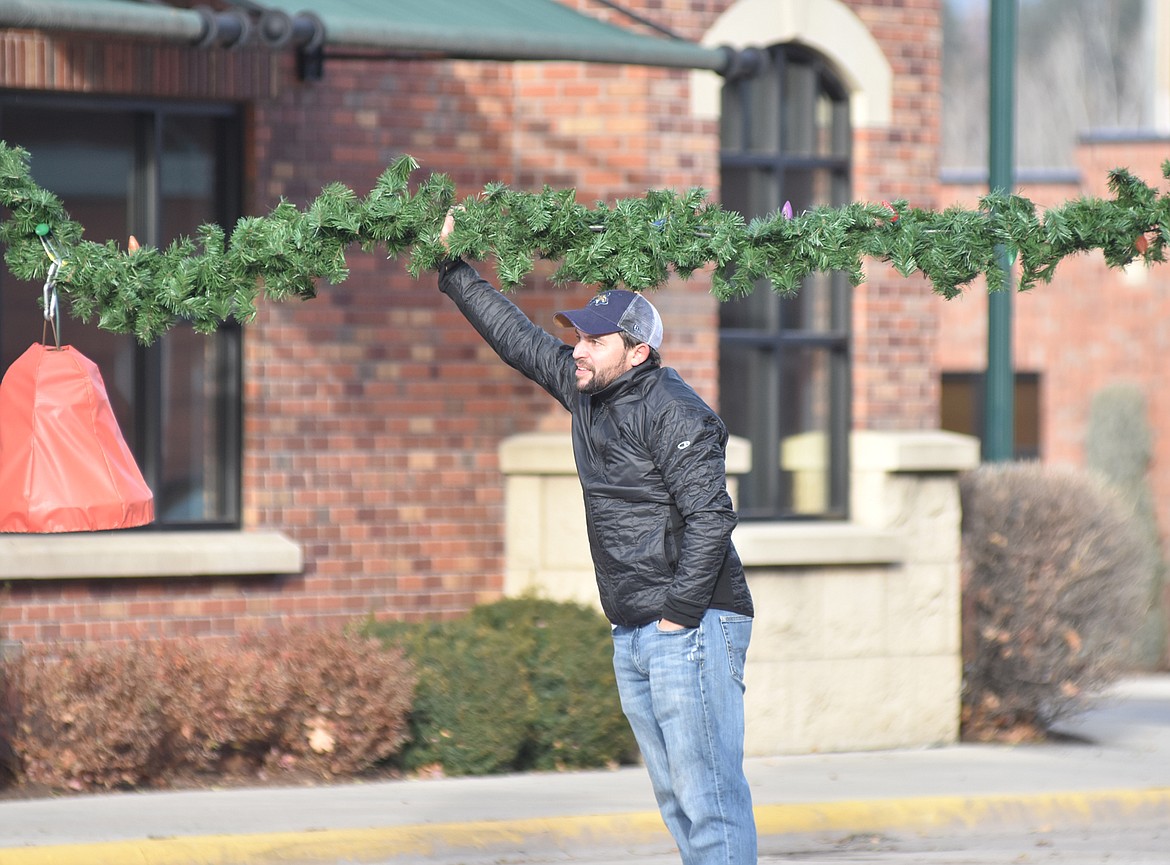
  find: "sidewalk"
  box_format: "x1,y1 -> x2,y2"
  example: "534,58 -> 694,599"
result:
1,676 -> 1167,865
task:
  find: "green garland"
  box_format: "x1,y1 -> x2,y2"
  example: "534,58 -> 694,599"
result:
1,140 -> 1168,344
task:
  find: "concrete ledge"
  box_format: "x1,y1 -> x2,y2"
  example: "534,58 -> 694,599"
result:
0,531 -> 303,580
733,521 -> 902,566
852,430 -> 980,473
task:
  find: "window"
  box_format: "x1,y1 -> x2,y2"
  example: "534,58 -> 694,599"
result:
718,45 -> 852,519
0,96 -> 243,528
940,372 -> 1041,460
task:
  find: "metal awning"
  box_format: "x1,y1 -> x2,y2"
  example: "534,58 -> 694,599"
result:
0,0 -> 737,77
0,0 -> 240,44
259,0 -> 728,70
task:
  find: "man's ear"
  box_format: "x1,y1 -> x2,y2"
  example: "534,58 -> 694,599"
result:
629,343 -> 651,367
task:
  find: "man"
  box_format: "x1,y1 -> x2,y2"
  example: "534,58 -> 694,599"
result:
439,212 -> 756,865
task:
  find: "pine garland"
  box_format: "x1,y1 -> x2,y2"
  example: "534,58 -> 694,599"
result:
1,140 -> 1168,345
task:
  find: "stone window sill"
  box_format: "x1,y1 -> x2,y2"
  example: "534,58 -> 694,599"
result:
0,531 -> 303,580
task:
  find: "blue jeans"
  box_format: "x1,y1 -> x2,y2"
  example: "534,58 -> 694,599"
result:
612,608 -> 756,865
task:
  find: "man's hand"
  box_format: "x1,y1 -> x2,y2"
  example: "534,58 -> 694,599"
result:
657,619 -> 686,631
440,207 -> 457,251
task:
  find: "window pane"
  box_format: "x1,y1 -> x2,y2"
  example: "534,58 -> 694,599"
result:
778,346 -> 836,516
720,280 -> 779,330
940,372 -> 1041,460
783,167 -> 848,213
719,341 -> 784,514
720,80 -> 745,152
720,341 -> 841,517
1015,375 -> 1041,458
831,98 -> 851,158
0,106 -> 140,450
782,61 -> 817,155
781,271 -> 834,332
722,165 -> 782,217
748,53 -> 780,153
161,115 -> 219,239
940,374 -> 979,437
158,327 -> 239,522
156,115 -> 241,525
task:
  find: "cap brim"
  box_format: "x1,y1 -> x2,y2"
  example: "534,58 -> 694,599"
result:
553,308 -> 621,336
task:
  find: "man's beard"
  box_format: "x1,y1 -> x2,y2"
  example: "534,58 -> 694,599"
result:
577,362 -> 624,394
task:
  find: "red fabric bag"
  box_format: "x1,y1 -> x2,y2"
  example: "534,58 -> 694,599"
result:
0,343 -> 154,532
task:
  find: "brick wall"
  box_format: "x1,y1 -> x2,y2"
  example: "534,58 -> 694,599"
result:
244,54 -> 525,628
2,578 -> 283,644
850,0 -> 943,430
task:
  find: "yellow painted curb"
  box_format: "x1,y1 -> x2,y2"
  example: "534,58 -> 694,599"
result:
0,811 -> 670,865
754,787 -> 1170,836
2,788 -> 1168,865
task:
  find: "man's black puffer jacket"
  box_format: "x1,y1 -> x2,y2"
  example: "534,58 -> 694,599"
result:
440,260 -> 753,628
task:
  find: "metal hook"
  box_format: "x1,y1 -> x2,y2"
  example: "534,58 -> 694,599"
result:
37,233 -> 63,349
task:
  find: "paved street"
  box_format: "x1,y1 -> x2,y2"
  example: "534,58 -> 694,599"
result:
766,822 -> 1170,864
1,677 -> 1168,865
356,822 -> 1169,865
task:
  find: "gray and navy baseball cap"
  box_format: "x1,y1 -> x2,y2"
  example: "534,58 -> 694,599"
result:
554,290 -> 663,349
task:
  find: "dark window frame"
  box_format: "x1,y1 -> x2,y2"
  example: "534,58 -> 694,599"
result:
0,92 -> 244,529
718,44 -> 853,520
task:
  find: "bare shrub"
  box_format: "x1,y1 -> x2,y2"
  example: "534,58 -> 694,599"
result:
960,462 -> 1148,741
161,637 -> 298,776
257,628 -> 416,777
4,628 -> 415,792
10,643 -> 172,790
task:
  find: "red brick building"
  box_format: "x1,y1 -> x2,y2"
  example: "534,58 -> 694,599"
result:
0,0 -> 1026,648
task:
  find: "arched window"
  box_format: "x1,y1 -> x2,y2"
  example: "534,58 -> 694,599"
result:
719,44 -> 851,519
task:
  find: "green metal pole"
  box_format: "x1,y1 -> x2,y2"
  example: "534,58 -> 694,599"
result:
984,0 -> 1016,462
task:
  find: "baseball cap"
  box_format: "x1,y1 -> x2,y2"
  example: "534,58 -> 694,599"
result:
554,290 -> 664,349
